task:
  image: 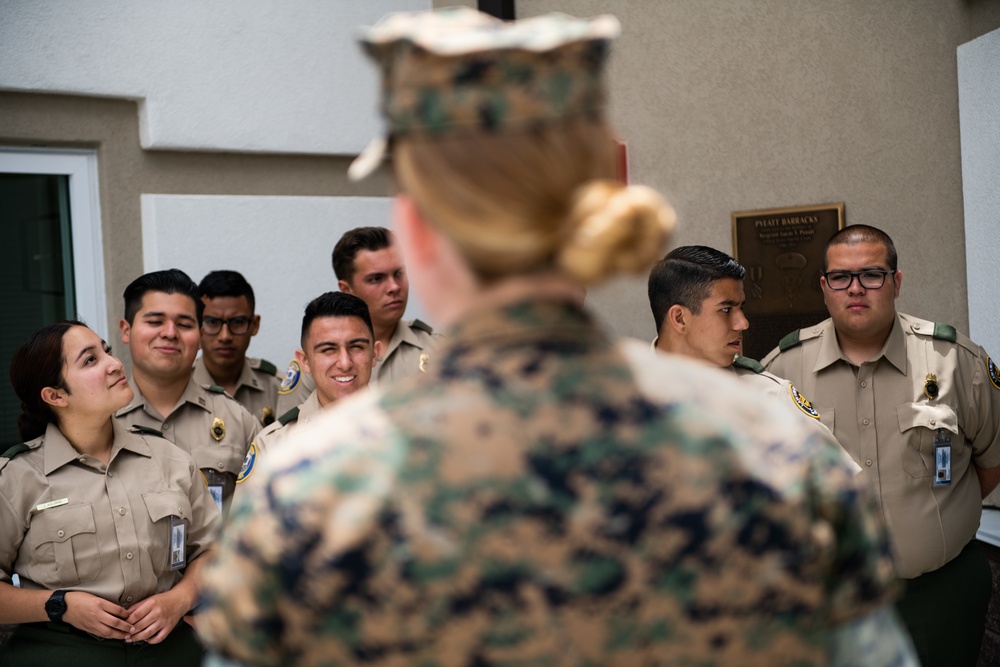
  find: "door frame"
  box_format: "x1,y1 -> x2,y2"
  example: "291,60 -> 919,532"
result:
0,146 -> 107,338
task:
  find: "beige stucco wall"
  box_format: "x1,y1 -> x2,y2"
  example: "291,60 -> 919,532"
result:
506,0 -> 1000,344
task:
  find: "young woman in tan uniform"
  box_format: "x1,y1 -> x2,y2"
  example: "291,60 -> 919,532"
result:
0,321 -> 219,666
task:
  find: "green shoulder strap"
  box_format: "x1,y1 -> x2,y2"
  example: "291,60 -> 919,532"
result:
778,329 -> 802,352
732,356 -> 764,373
130,425 -> 164,438
932,322 -> 957,343
277,406 -> 300,426
257,359 -> 278,376
1,443 -> 30,459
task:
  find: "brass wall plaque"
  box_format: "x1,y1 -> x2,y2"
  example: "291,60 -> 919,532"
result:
732,203 -> 844,360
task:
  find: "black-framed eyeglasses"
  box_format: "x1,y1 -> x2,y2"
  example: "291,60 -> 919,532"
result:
823,270 -> 895,290
202,316 -> 252,335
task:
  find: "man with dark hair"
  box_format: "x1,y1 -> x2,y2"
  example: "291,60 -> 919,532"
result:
194,270 -> 282,427
276,226 -> 442,413
763,224 -> 1000,667
238,292 -> 379,486
115,269 -> 260,516
649,246 -> 858,467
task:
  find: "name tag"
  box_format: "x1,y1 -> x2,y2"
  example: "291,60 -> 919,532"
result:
934,430 -> 952,487
36,498 -> 69,511
169,515 -> 186,570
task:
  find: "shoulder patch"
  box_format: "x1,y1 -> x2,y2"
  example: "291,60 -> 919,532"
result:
788,384 -> 821,419
778,330 -> 801,352
278,406 -> 300,426
932,322 -> 957,343
1,443 -> 31,459
988,357 -> 1000,391
256,358 -> 278,377
236,441 -> 259,484
278,359 -> 301,395
411,318 -> 434,334
206,384 -> 226,394
129,425 -> 165,438
732,356 -> 764,373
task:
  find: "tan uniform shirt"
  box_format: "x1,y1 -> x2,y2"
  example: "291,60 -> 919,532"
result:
0,421 -> 219,604
762,313 -> 1000,578
193,356 -> 282,428
275,318 -> 443,414
115,377 -> 261,513
236,391 -> 325,494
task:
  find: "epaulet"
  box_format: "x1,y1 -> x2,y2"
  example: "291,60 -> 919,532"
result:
255,358 -> 278,377
411,319 -> 434,334
205,384 -> 226,394
732,356 -> 764,373
277,406 -> 300,426
778,330 -> 802,352
1,443 -> 31,459
130,425 -> 164,438
932,322 -> 957,343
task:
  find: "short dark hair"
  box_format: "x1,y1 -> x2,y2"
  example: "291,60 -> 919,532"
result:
10,320 -> 86,441
825,224 -> 898,271
123,269 -> 202,325
647,245 -> 746,333
198,270 -> 256,312
332,226 -> 395,283
300,292 -> 375,347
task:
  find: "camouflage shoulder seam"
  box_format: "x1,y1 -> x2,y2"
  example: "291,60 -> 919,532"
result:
1,443 -> 31,459
732,356 -> 764,373
411,318 -> 434,334
130,424 -> 165,438
256,358 -> 278,377
778,329 -> 802,352
278,406 -> 300,426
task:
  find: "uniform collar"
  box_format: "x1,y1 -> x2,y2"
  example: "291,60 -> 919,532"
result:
192,356 -> 263,394
297,390 -> 324,423
42,420 -> 152,475
116,376 -> 213,420
382,319 -> 427,359
813,314 -> 907,374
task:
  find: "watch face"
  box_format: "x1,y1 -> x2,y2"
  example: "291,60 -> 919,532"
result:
45,592 -> 67,621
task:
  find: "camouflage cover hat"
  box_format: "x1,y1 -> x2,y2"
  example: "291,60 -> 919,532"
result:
348,7 -> 621,181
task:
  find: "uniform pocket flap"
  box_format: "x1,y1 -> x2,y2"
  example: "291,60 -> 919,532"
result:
896,402 -> 959,435
142,490 -> 192,524
29,504 -> 96,548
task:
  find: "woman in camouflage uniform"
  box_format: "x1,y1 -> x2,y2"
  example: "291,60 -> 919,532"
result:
199,8 -> 916,666
0,321 -> 218,666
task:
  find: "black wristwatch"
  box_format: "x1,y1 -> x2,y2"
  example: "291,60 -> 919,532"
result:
45,589 -> 68,623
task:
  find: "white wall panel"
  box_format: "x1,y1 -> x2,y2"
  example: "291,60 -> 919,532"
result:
958,28 -> 1000,357
0,0 -> 429,154
140,194 -> 430,368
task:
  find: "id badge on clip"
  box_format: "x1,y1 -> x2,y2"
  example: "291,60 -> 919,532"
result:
933,429 -> 952,487
169,515 -> 186,570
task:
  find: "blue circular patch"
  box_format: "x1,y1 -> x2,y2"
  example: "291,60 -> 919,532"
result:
278,359 -> 301,395
988,356 -> 1000,391
236,441 -> 258,484
789,384 -> 820,419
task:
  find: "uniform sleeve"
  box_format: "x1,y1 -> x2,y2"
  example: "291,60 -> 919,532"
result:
0,484 -> 26,584
807,444 -> 899,624
185,455 -> 222,561
968,347 -> 1000,468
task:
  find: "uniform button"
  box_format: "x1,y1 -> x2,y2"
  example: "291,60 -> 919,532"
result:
217,462 -> 224,469
863,419 -> 870,426
79,457 -> 87,463
930,419 -> 936,426
162,424 -> 170,430
126,552 -> 133,560
57,530 -> 65,537
866,459 -> 873,466
177,506 -> 183,514
914,324 -> 921,330
107,471 -> 113,478
860,381 -> 867,388
119,508 -> 127,516
126,596 -> 133,603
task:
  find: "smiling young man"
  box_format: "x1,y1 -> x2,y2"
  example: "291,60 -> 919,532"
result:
276,227 -> 442,413
238,292 -> 379,486
762,224 -> 1000,667
648,246 -> 834,429
193,271 -> 281,427
114,269 -> 260,517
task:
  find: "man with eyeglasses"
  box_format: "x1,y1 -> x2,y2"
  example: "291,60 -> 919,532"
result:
194,271 -> 282,427
762,224 -> 1000,667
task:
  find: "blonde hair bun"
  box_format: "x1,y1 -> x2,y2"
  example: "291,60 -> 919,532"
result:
557,181 -> 676,284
